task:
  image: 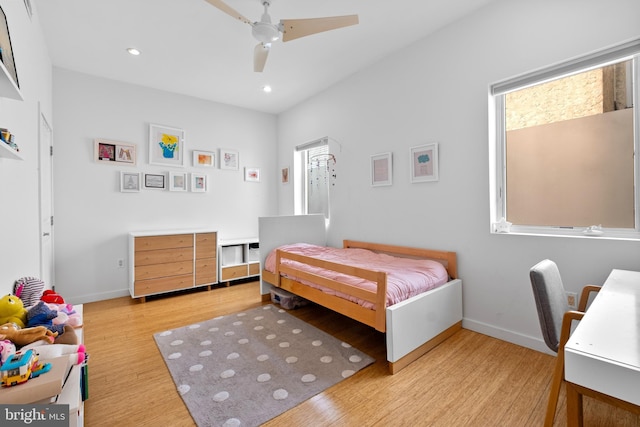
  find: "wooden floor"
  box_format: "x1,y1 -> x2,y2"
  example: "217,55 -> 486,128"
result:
83,281 -> 640,426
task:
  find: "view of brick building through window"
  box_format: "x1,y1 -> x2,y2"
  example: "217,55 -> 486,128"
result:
503,60 -> 635,228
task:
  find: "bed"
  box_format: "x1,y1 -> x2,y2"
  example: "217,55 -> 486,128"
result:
259,215 -> 463,374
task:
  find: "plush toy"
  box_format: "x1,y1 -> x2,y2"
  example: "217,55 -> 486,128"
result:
41,290 -> 65,304
13,277 -> 45,308
27,301 -> 65,335
0,323 -> 57,347
53,325 -> 78,345
0,295 -> 28,328
0,339 -> 16,366
21,341 -> 86,365
46,303 -> 82,328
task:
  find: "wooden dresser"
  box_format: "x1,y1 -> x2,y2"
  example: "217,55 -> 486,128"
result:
129,230 -> 217,301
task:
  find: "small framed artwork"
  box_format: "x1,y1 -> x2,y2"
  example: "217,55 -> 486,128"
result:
169,172 -> 188,192
149,124 -> 185,167
0,6 -> 19,89
410,143 -> 439,183
120,171 -> 141,193
191,173 -> 207,192
371,152 -> 392,187
95,139 -> 137,165
220,149 -> 239,170
245,167 -> 260,182
193,150 -> 215,167
281,167 -> 289,184
144,173 -> 166,190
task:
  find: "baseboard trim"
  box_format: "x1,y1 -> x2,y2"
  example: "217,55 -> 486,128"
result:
68,289 -> 130,305
462,317 -> 554,356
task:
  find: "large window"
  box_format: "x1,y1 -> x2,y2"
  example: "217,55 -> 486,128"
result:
295,138 -> 332,219
490,39 -> 640,238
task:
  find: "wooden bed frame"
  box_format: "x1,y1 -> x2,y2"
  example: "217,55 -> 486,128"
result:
259,215 -> 463,374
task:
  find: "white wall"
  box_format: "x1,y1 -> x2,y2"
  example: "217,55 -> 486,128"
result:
277,0 -> 640,353
0,1 -> 52,295
52,69 -> 278,303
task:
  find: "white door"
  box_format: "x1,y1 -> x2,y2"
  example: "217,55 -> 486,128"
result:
39,110 -> 54,288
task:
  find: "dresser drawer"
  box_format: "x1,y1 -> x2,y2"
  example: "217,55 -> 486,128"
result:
221,265 -> 249,281
135,234 -> 193,252
196,233 -> 217,259
134,274 -> 194,296
134,247 -> 193,267
195,258 -> 217,285
135,260 -> 193,281
249,262 -> 260,276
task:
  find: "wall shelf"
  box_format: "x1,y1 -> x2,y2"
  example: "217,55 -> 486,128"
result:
0,141 -> 23,160
0,61 -> 23,101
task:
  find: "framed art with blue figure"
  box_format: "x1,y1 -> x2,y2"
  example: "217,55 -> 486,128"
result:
149,124 -> 185,167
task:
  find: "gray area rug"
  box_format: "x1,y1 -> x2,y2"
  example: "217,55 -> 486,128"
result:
153,304 -> 374,427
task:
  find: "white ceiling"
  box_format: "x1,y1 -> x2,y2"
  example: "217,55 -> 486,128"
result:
34,0 -> 496,114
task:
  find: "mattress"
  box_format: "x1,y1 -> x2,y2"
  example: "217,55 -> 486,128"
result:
265,243 -> 449,309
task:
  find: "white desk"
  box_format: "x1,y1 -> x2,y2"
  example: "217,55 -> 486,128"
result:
564,269 -> 640,425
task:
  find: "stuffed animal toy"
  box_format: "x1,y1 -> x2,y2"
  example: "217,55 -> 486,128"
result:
13,277 -> 45,308
27,301 -> 65,335
0,295 -> 28,328
53,325 -> 78,345
41,290 -> 65,304
0,339 -> 16,366
46,303 -> 82,328
21,341 -> 86,365
0,323 -> 57,347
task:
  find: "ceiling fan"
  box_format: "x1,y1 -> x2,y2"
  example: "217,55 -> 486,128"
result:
204,0 -> 359,72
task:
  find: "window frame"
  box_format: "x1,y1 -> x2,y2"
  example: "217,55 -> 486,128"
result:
294,137 -> 330,220
490,38 -> 640,240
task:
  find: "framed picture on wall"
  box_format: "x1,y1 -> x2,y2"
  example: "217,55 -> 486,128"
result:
120,171 -> 141,193
410,143 -> 439,183
95,139 -> 137,165
281,167 -> 289,184
193,150 -> 215,167
245,167 -> 260,182
220,149 -> 239,170
191,173 -> 207,192
149,124 -> 185,167
371,152 -> 392,187
169,172 -> 187,191
0,6 -> 19,89
144,173 -> 166,190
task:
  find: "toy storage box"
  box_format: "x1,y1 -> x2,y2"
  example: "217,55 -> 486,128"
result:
270,287 -> 308,310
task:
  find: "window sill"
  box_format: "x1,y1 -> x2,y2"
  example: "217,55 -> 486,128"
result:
491,226 -> 640,242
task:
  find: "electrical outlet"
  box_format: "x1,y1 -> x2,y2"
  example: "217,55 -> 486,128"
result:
566,292 -> 577,309
117,258 -> 125,269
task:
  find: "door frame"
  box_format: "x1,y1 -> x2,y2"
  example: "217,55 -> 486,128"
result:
38,104 -> 54,289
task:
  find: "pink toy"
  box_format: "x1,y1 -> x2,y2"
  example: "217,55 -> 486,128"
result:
21,341 -> 86,366
0,339 -> 16,366
45,303 -> 82,328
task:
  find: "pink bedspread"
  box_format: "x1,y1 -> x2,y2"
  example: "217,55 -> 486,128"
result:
265,243 -> 449,309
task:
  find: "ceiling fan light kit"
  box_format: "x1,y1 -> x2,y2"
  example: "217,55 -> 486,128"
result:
204,0 -> 359,72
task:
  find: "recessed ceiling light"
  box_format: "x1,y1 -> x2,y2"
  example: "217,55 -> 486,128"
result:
262,85 -> 272,93
127,47 -> 141,56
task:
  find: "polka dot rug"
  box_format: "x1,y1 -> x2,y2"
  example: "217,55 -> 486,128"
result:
153,304 -> 374,427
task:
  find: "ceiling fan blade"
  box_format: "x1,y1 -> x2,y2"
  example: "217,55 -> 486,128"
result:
203,0 -> 252,25
280,15 -> 358,42
254,43 -> 270,72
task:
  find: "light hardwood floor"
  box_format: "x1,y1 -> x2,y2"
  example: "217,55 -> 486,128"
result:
83,282 -> 640,426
